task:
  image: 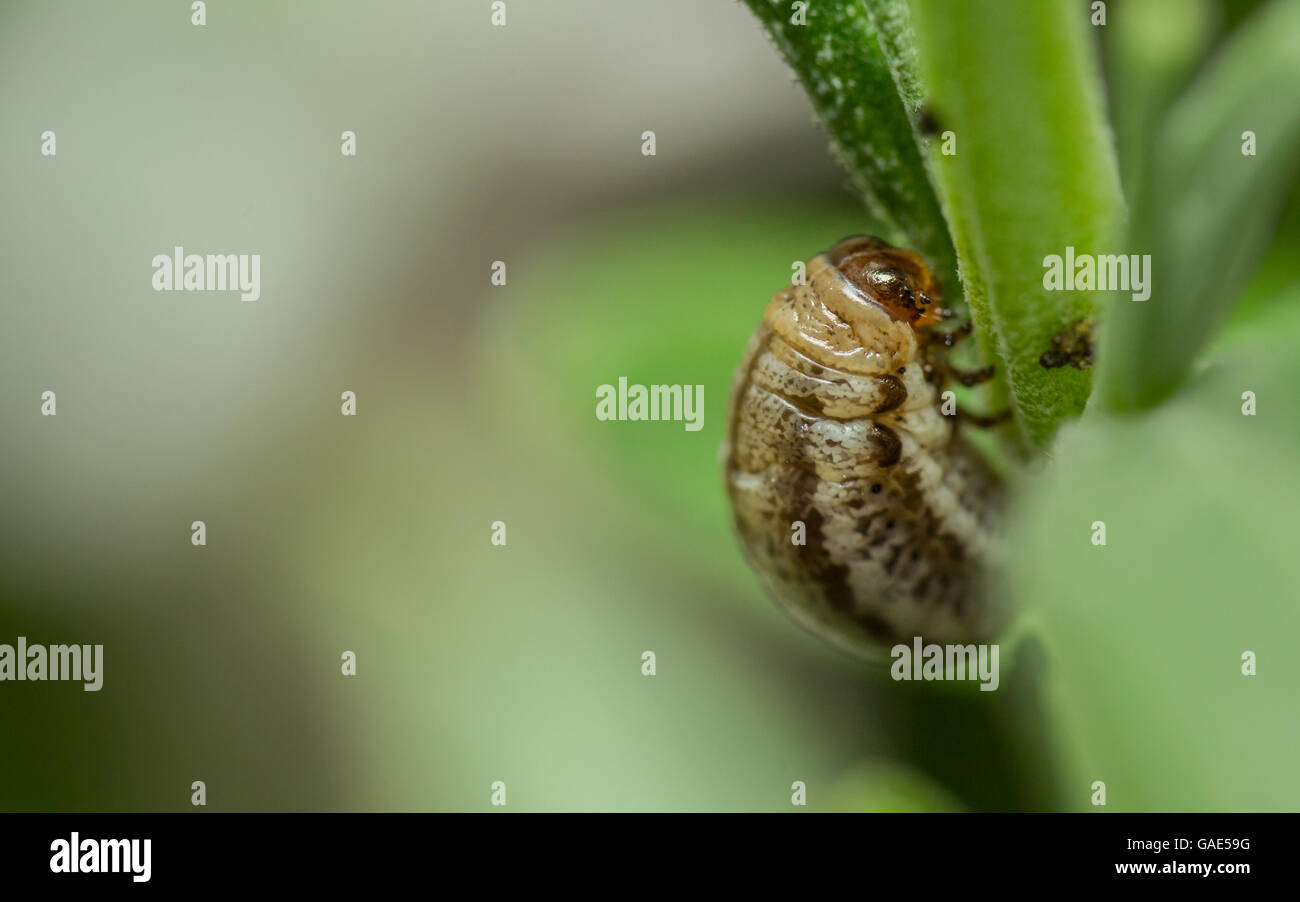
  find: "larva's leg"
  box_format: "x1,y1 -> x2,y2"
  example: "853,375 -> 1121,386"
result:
936,321 -> 972,348
950,365 -> 995,387
957,408 -> 1012,428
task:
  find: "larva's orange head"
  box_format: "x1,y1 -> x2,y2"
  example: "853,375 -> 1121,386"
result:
827,235 -> 942,328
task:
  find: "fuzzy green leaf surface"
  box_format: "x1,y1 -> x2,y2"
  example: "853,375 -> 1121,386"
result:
741,0 -> 957,292
909,0 -> 1125,450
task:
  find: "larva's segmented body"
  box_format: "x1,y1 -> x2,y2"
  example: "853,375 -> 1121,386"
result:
724,236 -> 1004,657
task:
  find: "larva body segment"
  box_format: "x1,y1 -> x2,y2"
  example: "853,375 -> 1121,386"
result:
724,237 -> 1003,657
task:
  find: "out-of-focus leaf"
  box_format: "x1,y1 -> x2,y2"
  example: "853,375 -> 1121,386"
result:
820,761 -> 966,812
740,0 -> 958,293
908,0 -> 1125,451
1011,291 -> 1300,810
1099,0 -> 1300,411
1105,0 -> 1218,198
1216,186 -> 1300,335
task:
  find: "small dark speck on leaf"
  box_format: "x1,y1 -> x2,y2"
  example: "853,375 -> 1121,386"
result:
916,104 -> 944,137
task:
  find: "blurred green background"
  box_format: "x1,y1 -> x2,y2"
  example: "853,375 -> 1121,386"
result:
1,0 -> 1297,811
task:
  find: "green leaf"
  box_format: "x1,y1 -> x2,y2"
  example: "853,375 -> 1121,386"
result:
1104,0 -> 1218,198
1217,189 -> 1300,337
861,0 -> 925,112
1010,291 -> 1300,810
908,0 -> 1125,450
820,761 -> 966,812
740,0 -> 957,293
1098,0 -> 1300,411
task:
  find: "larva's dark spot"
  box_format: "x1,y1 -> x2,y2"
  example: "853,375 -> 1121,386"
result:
873,374 -> 909,413
870,483 -> 882,494
882,545 -> 903,572
869,422 -> 902,467
772,386 -> 828,419
822,567 -> 856,614
941,534 -> 966,564
787,475 -> 856,617
855,612 -> 894,640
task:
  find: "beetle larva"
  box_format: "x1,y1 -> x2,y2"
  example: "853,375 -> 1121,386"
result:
723,235 -> 1004,657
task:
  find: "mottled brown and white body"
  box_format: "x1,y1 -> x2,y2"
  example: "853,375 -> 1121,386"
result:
724,236 -> 1003,657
